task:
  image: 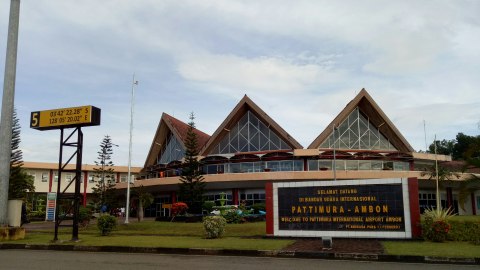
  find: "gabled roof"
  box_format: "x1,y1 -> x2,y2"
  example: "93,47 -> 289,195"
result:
143,113 -> 210,168
308,89 -> 414,152
200,95 -> 303,156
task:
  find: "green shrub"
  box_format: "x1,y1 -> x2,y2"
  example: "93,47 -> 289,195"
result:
471,224 -> 480,245
97,215 -> 117,236
221,209 -> 244,224
447,220 -> 480,244
203,216 -> 226,239
421,207 -> 455,242
78,206 -> 92,228
27,210 -> 45,220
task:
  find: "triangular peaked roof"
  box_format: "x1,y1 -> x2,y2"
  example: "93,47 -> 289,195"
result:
144,113 -> 210,168
308,88 -> 414,152
200,95 -> 303,156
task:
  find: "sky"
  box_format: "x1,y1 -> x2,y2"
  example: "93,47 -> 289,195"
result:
1,0 -> 479,167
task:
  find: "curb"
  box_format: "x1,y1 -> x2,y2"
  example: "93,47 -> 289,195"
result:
0,243 -> 479,265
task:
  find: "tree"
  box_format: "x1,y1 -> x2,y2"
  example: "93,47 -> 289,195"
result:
453,133 -> 480,160
9,109 -> 34,199
428,139 -> 455,156
178,112 -> 205,214
427,133 -> 480,162
91,135 -> 117,212
420,164 -> 461,182
132,185 -> 154,222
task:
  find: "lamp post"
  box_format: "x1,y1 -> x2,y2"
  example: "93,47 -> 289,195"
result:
125,74 -> 138,224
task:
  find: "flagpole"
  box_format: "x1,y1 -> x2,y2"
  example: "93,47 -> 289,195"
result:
125,74 -> 138,224
434,134 -> 440,210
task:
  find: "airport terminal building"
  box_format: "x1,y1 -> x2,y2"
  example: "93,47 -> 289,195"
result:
116,89 -> 479,218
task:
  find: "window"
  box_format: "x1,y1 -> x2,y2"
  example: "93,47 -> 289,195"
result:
240,191 -> 265,206
320,107 -> 397,151
88,175 -> 94,183
54,172 -> 58,182
65,173 -> 73,183
41,172 -> 48,182
120,175 -> 127,183
358,160 -> 371,170
210,110 -> 290,154
308,160 -> 318,171
203,192 -> 233,206
157,133 -> 185,164
346,160 -> 358,170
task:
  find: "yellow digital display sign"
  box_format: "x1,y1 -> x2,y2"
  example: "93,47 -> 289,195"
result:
30,105 -> 101,130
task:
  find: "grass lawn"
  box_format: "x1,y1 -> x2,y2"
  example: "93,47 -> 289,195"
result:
383,241 -> 480,258
7,219 -> 480,258
8,221 -> 292,251
12,234 -> 292,250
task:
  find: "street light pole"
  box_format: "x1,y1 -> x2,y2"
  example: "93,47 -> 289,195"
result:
0,0 -> 21,225
125,74 -> 138,224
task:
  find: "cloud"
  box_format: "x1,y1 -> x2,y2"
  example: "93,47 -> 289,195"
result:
1,0 -> 479,166
177,53 -> 347,96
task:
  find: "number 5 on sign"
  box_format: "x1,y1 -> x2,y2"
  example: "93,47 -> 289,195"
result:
30,112 -> 39,127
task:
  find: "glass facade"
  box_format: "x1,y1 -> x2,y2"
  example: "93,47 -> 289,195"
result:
210,110 -> 291,155
308,159 -> 409,171
240,191 -> 265,206
320,107 -> 397,151
201,160 -> 304,175
157,133 -> 185,164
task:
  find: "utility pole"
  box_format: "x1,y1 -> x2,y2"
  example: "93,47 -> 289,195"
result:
0,0 -> 21,225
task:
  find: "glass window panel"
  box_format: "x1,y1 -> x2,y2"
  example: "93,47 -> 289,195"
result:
240,125 -> 249,140
209,109 -> 290,154
318,160 -> 332,170
259,133 -> 269,150
371,161 -> 383,170
338,121 -> 349,137
241,162 -> 254,173
267,161 -> 280,171
280,161 -> 292,171
334,160 -> 345,171
239,136 -> 248,152
394,162 -> 409,171
280,140 -> 290,149
358,160 -> 371,170
41,173 -> 48,182
270,133 -> 280,149
251,129 -> 260,150
384,161 -> 393,170
230,163 -> 241,173
346,160 -> 358,170
359,119 -> 368,137
238,113 -> 248,128
253,162 -> 265,172
294,160 -> 304,171
317,107 -> 398,151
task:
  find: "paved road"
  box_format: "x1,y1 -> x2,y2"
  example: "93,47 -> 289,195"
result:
0,250 -> 477,270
